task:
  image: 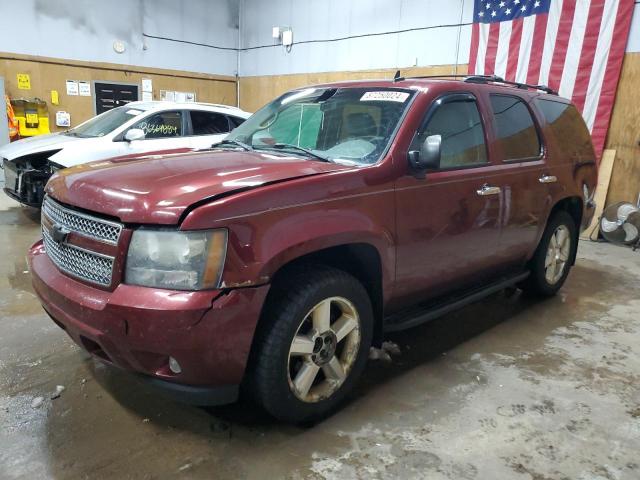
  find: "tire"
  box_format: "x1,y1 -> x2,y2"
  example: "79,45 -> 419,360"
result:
249,265 -> 373,424
522,210 -> 577,297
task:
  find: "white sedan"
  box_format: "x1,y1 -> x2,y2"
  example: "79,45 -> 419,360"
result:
0,101 -> 251,206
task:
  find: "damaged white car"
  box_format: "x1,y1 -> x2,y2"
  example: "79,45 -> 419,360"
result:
0,101 -> 250,206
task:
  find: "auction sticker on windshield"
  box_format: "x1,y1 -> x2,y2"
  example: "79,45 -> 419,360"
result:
360,91 -> 409,102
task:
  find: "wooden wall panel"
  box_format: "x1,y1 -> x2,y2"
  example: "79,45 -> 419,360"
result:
604,52 -> 640,206
0,53 -> 237,133
238,64 -> 468,113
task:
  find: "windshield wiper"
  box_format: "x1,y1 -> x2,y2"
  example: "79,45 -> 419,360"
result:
268,143 -> 332,163
214,139 -> 254,151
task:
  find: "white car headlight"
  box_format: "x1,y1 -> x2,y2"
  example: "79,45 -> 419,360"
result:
125,229 -> 227,290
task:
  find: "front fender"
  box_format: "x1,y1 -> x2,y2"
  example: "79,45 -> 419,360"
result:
221,207 -> 395,291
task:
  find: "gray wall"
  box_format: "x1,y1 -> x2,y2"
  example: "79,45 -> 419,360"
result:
2,0 -> 640,78
239,0 -> 474,77
239,0 -> 640,77
0,0 -> 239,76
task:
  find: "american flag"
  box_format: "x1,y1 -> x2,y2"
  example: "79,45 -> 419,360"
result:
469,0 -> 635,158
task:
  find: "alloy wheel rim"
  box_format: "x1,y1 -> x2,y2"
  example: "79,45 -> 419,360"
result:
287,296 -> 361,403
545,225 -> 571,285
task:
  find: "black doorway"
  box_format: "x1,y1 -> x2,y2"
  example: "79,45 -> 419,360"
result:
94,82 -> 139,114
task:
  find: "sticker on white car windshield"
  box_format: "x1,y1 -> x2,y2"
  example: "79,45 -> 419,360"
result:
126,109 -> 143,115
360,91 -> 410,102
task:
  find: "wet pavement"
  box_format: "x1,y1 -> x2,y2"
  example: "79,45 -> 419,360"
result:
1,192 -> 639,480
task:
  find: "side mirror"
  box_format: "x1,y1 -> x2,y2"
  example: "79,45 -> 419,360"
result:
124,128 -> 145,142
408,134 -> 441,172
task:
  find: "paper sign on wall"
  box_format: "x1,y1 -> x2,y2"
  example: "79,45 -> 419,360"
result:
66,80 -> 79,96
78,81 -> 91,96
56,111 -> 71,127
17,74 -> 31,90
141,91 -> 153,102
51,90 -> 59,105
142,79 -> 153,93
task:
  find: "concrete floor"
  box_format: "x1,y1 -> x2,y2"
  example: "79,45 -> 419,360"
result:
1,192 -> 639,480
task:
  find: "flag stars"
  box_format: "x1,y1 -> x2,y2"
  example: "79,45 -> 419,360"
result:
505,7 -> 512,14
499,1 -> 506,7
514,0 -> 520,4
534,0 -> 541,7
478,10 -> 484,17
491,10 -> 497,16
521,4 -> 527,11
486,2 -> 491,9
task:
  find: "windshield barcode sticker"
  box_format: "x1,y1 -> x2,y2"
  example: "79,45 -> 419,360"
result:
360,91 -> 409,102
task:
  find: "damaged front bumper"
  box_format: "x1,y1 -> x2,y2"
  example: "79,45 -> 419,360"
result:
28,239 -> 271,406
2,157 -> 60,207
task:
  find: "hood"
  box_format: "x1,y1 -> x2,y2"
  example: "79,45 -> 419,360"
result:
46,150 -> 350,224
0,133 -> 83,161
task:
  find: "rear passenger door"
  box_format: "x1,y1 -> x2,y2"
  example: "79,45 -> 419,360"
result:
187,110 -> 233,149
487,94 -> 548,268
394,93 -> 503,305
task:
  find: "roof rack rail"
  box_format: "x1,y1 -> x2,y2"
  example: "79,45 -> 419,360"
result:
463,75 -> 557,95
393,71 -> 557,95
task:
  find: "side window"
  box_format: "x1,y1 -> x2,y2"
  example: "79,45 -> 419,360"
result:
412,99 -> 488,169
534,99 -> 593,158
190,111 -> 230,135
133,111 -> 182,139
228,116 -> 246,128
490,95 -> 541,160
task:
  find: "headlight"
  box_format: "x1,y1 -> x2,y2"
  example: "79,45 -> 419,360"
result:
125,229 -> 227,290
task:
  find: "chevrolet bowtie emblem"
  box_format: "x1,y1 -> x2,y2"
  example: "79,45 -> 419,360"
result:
51,223 -> 70,245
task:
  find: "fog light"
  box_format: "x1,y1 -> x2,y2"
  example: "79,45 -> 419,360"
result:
168,356 -> 182,374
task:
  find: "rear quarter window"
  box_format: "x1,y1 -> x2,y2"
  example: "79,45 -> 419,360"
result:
534,99 -> 594,159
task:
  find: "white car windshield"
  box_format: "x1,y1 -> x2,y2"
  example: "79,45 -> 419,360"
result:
225,87 -> 414,165
65,106 -> 147,138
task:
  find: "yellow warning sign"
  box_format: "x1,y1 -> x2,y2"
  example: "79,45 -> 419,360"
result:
17,73 -> 31,90
51,90 -> 59,105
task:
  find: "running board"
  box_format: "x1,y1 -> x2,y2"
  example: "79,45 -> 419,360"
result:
384,271 -> 530,333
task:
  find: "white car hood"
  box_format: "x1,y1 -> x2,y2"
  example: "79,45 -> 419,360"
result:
0,133 -> 112,167
0,133 -> 81,161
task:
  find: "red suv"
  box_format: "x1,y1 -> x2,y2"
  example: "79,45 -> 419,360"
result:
29,76 -> 597,423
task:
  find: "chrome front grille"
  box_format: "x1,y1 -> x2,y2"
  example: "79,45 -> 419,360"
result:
41,195 -> 122,287
42,228 -> 114,286
42,196 -> 122,245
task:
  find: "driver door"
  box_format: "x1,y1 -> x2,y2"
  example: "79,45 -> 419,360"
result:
120,110 -> 186,155
393,93 -> 503,306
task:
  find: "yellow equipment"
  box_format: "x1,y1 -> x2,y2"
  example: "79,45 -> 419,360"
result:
11,98 -> 51,137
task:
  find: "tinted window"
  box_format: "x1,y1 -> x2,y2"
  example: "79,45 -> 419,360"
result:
228,116 -> 246,128
133,111 -> 182,138
412,99 -> 487,168
490,95 -> 540,160
535,99 -> 593,158
190,111 -> 230,135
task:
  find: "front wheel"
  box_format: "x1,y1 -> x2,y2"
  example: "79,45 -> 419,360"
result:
522,210 -> 577,296
249,266 -> 373,423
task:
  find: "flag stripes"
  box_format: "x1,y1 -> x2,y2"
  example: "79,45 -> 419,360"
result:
470,0 -> 634,157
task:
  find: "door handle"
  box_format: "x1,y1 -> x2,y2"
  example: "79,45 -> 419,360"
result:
476,184 -> 501,196
539,174 -> 558,184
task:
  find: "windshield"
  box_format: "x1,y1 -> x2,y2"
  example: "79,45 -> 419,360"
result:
225,87 -> 414,165
65,106 -> 147,138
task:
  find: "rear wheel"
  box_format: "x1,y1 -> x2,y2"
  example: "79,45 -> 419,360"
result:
250,266 -> 373,423
522,210 -> 577,296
